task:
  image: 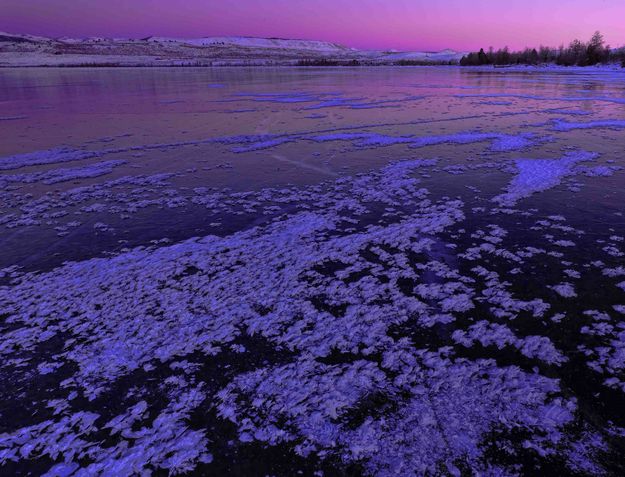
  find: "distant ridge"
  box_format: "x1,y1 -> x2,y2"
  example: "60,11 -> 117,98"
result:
0,32 -> 466,67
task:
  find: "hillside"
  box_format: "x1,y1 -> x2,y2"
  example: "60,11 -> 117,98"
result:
0,32 -> 466,66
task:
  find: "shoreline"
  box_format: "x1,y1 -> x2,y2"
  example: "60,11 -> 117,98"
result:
1,62 -> 623,70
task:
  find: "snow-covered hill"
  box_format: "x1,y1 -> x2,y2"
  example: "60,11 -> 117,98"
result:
376,49 -> 466,63
0,32 -> 465,67
147,36 -> 351,52
0,32 -> 54,44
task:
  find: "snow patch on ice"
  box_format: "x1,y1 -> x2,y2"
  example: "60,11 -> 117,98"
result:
494,151 -> 598,206
552,119 -> 625,131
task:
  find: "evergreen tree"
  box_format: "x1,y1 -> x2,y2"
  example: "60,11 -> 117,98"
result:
530,48 -> 539,65
587,31 -> 607,65
478,48 -> 488,65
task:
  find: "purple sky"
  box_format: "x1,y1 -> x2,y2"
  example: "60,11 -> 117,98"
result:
2,0 -> 624,51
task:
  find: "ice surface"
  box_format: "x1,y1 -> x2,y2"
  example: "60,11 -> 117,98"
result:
2,67 -> 625,475
1,148 -> 618,473
457,92 -> 625,106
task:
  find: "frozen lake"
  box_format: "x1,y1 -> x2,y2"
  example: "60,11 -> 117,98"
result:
1,66 -> 625,475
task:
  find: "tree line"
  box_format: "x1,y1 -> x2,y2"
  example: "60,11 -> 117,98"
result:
460,31 -> 625,67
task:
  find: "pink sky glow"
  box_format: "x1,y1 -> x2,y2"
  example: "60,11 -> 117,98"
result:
1,0 -> 624,51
